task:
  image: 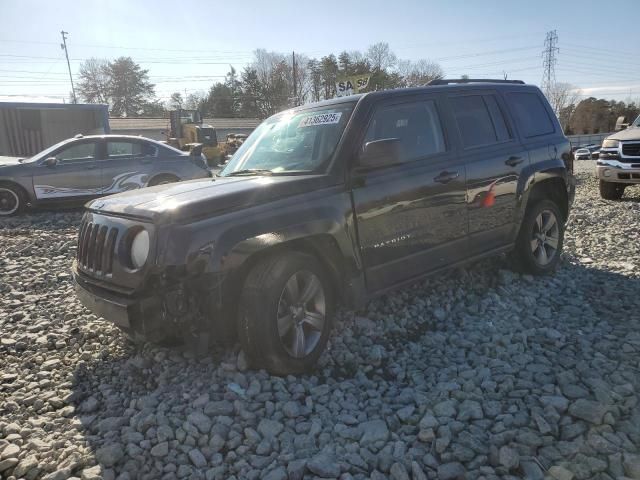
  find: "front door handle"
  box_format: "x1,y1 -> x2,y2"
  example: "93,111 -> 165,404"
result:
505,156 -> 524,167
434,170 -> 459,184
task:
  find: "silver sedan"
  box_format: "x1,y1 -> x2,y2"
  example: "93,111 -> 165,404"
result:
0,134 -> 211,216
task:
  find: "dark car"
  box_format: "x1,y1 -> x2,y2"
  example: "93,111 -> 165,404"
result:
0,134 -> 210,216
72,79 -> 575,374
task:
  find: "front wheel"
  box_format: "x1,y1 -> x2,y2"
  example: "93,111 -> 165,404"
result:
511,199 -> 565,275
238,252 -> 334,375
599,180 -> 625,200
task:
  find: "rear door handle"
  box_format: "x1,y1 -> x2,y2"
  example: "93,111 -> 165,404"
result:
434,170 -> 459,184
505,156 -> 524,167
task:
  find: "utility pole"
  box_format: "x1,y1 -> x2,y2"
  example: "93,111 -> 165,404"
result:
292,51 -> 297,107
60,30 -> 77,104
541,30 -> 558,98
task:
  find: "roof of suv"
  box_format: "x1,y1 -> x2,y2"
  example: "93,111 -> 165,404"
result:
290,80 -> 537,112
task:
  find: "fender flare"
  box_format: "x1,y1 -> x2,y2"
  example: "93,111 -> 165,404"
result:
207,210 -> 366,308
515,160 -> 570,229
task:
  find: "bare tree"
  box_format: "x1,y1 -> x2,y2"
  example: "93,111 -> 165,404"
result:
547,82 -> 581,131
547,82 -> 580,115
396,59 -> 444,87
366,42 -> 397,72
185,92 -> 205,110
77,58 -> 110,104
168,92 -> 183,110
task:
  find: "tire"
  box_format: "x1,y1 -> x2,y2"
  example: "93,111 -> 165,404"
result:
148,174 -> 179,187
0,183 -> 26,216
599,180 -> 625,200
511,199 -> 565,275
238,251 -> 334,375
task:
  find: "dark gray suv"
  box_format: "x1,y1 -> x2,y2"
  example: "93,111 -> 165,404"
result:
73,80 -> 575,375
0,134 -> 210,215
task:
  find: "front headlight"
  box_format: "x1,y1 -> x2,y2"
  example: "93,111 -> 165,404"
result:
602,139 -> 619,149
130,229 -> 150,269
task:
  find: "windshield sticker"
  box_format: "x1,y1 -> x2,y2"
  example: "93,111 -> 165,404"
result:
298,112 -> 342,128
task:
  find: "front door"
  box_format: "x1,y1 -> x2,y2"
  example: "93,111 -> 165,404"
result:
351,96 -> 468,293
101,140 -> 155,194
32,140 -> 102,200
448,92 -> 528,254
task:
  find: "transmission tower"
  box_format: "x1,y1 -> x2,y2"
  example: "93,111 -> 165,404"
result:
541,30 -> 558,97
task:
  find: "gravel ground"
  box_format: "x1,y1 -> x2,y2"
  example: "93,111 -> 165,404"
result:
1,161 -> 639,480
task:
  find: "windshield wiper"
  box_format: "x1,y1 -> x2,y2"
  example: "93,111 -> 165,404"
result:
224,168 -> 274,177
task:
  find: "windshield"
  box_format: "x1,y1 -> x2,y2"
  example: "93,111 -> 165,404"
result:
220,103 -> 355,176
633,115 -> 640,127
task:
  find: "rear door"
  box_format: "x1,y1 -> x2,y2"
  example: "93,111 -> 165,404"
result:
32,140 -> 102,200
351,95 -> 468,293
101,139 -> 156,194
448,91 -> 527,254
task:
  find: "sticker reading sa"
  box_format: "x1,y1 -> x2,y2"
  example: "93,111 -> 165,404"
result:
298,112 -> 342,128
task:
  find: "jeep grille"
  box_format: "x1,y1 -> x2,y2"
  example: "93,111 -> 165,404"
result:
77,221 -> 118,275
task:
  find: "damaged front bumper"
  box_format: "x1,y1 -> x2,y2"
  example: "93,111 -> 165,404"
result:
73,261 -> 166,338
72,261 -> 223,342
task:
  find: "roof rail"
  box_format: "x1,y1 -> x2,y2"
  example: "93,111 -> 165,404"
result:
427,78 -> 525,85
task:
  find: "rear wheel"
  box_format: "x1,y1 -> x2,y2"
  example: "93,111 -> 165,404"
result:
0,184 -> 26,216
148,174 -> 179,187
238,252 -> 334,375
511,199 -> 564,275
599,180 -> 625,200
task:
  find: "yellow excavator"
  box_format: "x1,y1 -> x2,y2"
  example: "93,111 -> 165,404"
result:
163,110 -> 222,166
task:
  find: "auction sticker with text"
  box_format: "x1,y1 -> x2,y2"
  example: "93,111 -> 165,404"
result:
298,112 -> 342,128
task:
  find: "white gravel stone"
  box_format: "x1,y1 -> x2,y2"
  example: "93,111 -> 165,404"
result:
1,164 -> 639,479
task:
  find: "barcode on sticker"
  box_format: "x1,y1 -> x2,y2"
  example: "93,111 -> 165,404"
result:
298,112 -> 342,127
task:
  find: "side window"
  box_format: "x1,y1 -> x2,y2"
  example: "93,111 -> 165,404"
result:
106,141 -> 156,159
364,100 -> 446,162
484,95 -> 512,142
507,92 -> 555,138
451,95 -> 498,148
55,142 -> 96,162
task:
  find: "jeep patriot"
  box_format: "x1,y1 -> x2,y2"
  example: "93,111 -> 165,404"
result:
73,79 -> 575,374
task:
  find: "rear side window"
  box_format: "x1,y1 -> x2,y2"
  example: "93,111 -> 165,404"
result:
451,95 -> 500,148
484,95 -> 512,142
106,141 -> 156,159
507,92 -> 555,138
364,100 -> 446,162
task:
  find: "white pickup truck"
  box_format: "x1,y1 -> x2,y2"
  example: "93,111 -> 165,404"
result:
596,115 -> 640,199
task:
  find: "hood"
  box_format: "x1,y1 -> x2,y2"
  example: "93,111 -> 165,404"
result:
87,174 -> 334,223
607,126 -> 640,141
0,156 -> 25,167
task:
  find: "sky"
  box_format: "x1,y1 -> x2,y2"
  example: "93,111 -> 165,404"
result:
1,0 -> 639,104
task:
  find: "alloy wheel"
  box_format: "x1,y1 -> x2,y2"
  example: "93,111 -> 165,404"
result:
530,209 -> 560,266
0,188 -> 19,215
276,270 -> 326,358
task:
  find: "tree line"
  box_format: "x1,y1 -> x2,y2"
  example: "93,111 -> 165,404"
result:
76,45 -> 639,133
543,82 -> 638,135
76,42 -> 443,118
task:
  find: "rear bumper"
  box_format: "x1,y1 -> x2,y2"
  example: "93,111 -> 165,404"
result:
597,161 -> 640,184
72,262 -> 165,337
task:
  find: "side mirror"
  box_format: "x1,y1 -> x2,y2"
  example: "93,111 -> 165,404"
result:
44,157 -> 58,167
358,138 -> 402,169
